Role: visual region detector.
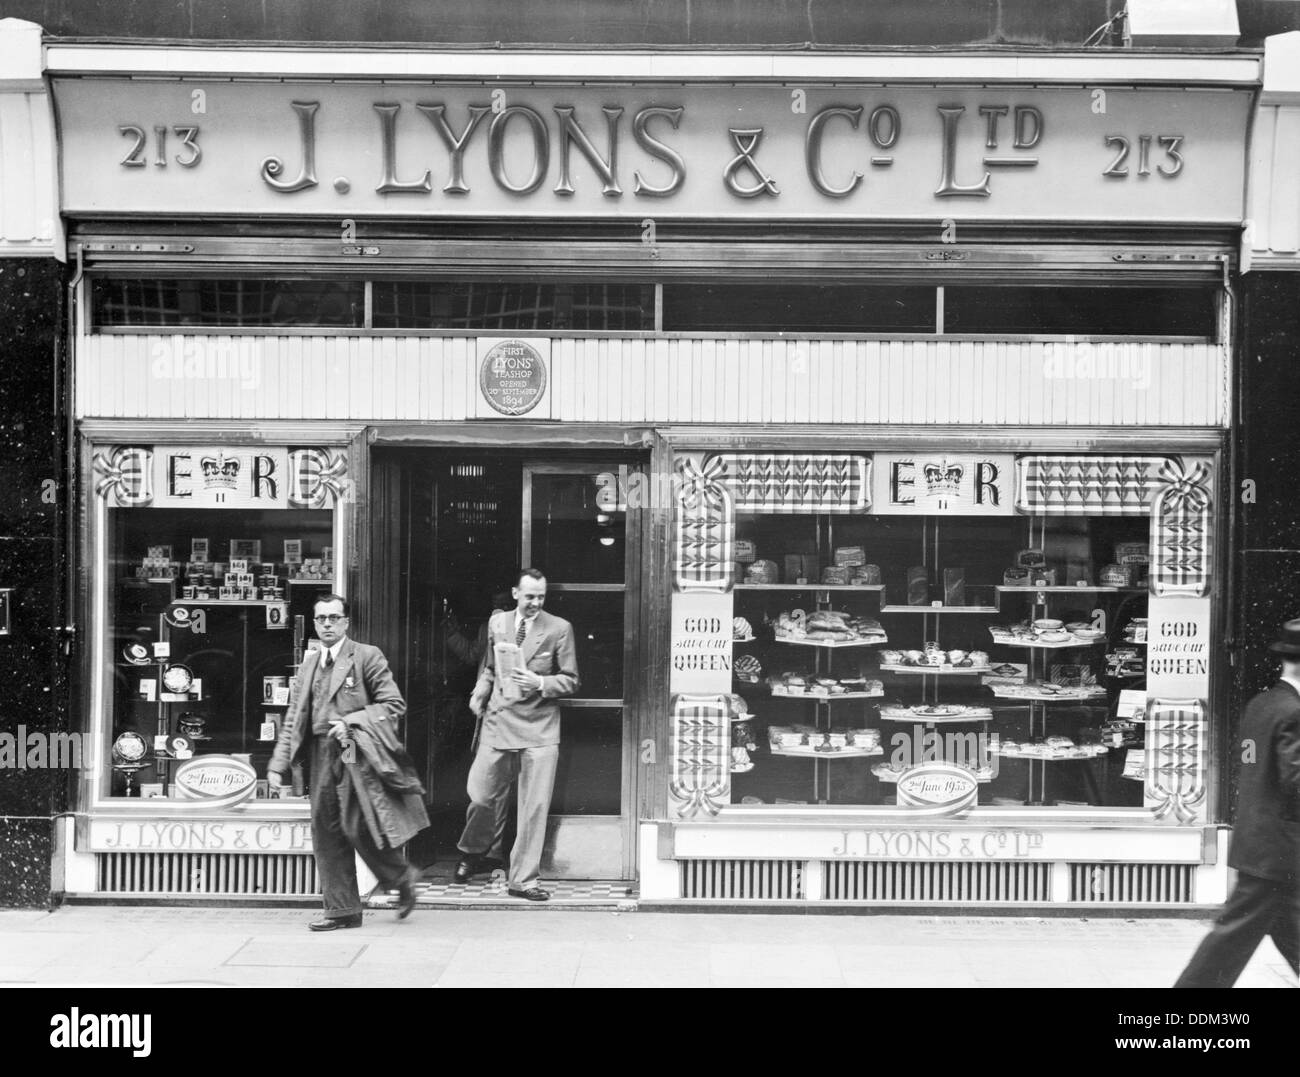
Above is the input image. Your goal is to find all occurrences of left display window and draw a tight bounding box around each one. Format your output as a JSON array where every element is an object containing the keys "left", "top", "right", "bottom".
[{"left": 93, "top": 444, "right": 345, "bottom": 800}]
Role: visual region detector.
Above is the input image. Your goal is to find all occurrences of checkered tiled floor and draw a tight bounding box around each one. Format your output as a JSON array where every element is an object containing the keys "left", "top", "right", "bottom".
[{"left": 367, "top": 863, "right": 638, "bottom": 909}]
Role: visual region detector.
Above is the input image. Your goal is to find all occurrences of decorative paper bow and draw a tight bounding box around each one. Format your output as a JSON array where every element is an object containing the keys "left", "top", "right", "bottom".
[
  {"left": 669, "top": 694, "right": 730, "bottom": 819},
  {"left": 675, "top": 456, "right": 728, "bottom": 513},
  {"left": 92, "top": 447, "right": 154, "bottom": 506},
  {"left": 1156, "top": 458, "right": 1212, "bottom": 513},
  {"left": 1146, "top": 698, "right": 1207, "bottom": 824},
  {"left": 289, "top": 448, "right": 349, "bottom": 508}
]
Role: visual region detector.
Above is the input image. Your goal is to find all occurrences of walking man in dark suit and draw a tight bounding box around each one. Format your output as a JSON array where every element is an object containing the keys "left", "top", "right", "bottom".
[
  {"left": 1174, "top": 618, "right": 1300, "bottom": 986},
  {"left": 454, "top": 569, "right": 580, "bottom": 901},
  {"left": 268, "top": 594, "right": 422, "bottom": 930}
]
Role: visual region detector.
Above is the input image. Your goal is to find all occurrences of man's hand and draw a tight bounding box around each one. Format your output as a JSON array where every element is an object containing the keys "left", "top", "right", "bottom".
[
  {"left": 328, "top": 718, "right": 348, "bottom": 742},
  {"left": 469, "top": 693, "right": 488, "bottom": 718},
  {"left": 511, "top": 668, "right": 544, "bottom": 693},
  {"left": 267, "top": 770, "right": 284, "bottom": 790}
]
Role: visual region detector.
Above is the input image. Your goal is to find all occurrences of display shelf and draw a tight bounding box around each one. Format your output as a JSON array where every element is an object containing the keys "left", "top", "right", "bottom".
[
  {"left": 770, "top": 689, "right": 884, "bottom": 700},
  {"left": 773, "top": 636, "right": 886, "bottom": 648},
  {"left": 169, "top": 599, "right": 286, "bottom": 608},
  {"left": 287, "top": 579, "right": 334, "bottom": 586},
  {"left": 879, "top": 705, "right": 993, "bottom": 723},
  {"left": 879, "top": 605, "right": 999, "bottom": 614},
  {"left": 986, "top": 685, "right": 1108, "bottom": 702},
  {"left": 771, "top": 746, "right": 884, "bottom": 759},
  {"left": 992, "top": 745, "right": 1109, "bottom": 761},
  {"left": 995, "top": 586, "right": 1121, "bottom": 594},
  {"left": 735, "top": 584, "right": 886, "bottom": 592},
  {"left": 988, "top": 632, "right": 1105, "bottom": 650},
  {"left": 880, "top": 663, "right": 989, "bottom": 676}
]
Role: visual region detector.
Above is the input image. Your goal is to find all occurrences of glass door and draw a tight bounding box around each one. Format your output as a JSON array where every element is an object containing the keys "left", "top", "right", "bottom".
[{"left": 523, "top": 462, "right": 639, "bottom": 880}]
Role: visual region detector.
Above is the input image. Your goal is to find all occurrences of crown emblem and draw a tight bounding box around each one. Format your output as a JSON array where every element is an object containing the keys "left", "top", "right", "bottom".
[
  {"left": 200, "top": 453, "right": 241, "bottom": 490},
  {"left": 923, "top": 460, "right": 964, "bottom": 498}
]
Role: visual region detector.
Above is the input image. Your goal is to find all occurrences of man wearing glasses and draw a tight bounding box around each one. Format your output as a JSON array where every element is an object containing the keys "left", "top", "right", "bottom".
[{"left": 269, "top": 594, "right": 423, "bottom": 930}]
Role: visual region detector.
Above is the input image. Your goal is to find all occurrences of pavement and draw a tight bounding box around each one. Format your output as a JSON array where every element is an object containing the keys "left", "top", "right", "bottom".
[{"left": 0, "top": 904, "right": 1295, "bottom": 989}]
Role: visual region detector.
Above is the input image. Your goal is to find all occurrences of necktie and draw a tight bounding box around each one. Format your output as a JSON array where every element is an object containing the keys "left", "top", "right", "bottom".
[
  {"left": 323, "top": 650, "right": 334, "bottom": 669},
  {"left": 516, "top": 618, "right": 528, "bottom": 647}
]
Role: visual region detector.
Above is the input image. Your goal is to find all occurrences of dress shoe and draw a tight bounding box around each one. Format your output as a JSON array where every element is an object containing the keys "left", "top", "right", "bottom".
[
  {"left": 507, "top": 886, "right": 551, "bottom": 902},
  {"left": 453, "top": 855, "right": 503, "bottom": 884},
  {"left": 308, "top": 915, "right": 362, "bottom": 932},
  {"left": 396, "top": 880, "right": 417, "bottom": 920}
]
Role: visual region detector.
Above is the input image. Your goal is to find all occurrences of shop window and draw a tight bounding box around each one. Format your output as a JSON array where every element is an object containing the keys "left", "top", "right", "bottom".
[
  {"left": 371, "top": 281, "right": 654, "bottom": 331},
  {"left": 106, "top": 504, "right": 335, "bottom": 799},
  {"left": 92, "top": 278, "right": 364, "bottom": 328},
  {"left": 662, "top": 283, "right": 936, "bottom": 333},
  {"left": 943, "top": 285, "right": 1217, "bottom": 337},
  {"left": 722, "top": 509, "right": 1158, "bottom": 812}
]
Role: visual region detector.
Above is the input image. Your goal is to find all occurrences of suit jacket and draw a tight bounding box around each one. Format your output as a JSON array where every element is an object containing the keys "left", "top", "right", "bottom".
[
  {"left": 1228, "top": 680, "right": 1300, "bottom": 881},
  {"left": 472, "top": 609, "right": 580, "bottom": 749},
  {"left": 269, "top": 638, "right": 407, "bottom": 777}
]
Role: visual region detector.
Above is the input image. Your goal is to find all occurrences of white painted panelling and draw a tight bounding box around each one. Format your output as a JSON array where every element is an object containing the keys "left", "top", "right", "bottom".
[
  {"left": 76, "top": 335, "right": 1228, "bottom": 427},
  {"left": 0, "top": 16, "right": 63, "bottom": 257}
]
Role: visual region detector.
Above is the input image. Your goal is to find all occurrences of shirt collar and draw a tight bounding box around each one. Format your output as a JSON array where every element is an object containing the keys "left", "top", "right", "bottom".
[{"left": 324, "top": 638, "right": 347, "bottom": 662}]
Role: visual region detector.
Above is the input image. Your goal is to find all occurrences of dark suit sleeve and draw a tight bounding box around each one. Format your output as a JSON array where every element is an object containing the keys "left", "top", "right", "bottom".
[
  {"left": 539, "top": 620, "right": 580, "bottom": 701},
  {"left": 1277, "top": 709, "right": 1300, "bottom": 795}
]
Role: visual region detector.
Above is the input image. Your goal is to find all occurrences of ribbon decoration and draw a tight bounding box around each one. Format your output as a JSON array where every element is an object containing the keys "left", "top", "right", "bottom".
[
  {"left": 1150, "top": 458, "right": 1213, "bottom": 598},
  {"left": 669, "top": 694, "right": 731, "bottom": 819},
  {"left": 1013, "top": 455, "right": 1167, "bottom": 516},
  {"left": 1145, "top": 697, "right": 1208, "bottom": 824},
  {"left": 92, "top": 446, "right": 154, "bottom": 506},
  {"left": 674, "top": 456, "right": 735, "bottom": 593},
  {"left": 711, "top": 453, "right": 871, "bottom": 514},
  {"left": 288, "top": 448, "right": 349, "bottom": 508}
]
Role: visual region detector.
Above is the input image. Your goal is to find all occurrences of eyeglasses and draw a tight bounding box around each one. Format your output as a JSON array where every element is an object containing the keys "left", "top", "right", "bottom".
[{"left": 314, "top": 614, "right": 347, "bottom": 624}]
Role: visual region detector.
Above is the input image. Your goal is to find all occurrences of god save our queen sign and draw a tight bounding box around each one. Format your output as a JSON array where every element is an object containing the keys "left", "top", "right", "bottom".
[{"left": 476, "top": 338, "right": 552, "bottom": 418}]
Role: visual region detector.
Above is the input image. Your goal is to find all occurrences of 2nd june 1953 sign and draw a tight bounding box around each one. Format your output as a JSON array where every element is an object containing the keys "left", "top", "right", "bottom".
[{"left": 476, "top": 338, "right": 552, "bottom": 418}]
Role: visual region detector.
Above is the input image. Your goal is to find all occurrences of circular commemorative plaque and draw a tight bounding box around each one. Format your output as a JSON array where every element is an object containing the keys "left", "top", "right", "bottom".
[{"left": 478, "top": 340, "right": 547, "bottom": 416}]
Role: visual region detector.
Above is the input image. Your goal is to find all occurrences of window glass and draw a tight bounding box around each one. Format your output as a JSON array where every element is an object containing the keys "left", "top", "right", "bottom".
[
  {"left": 92, "top": 278, "right": 364, "bottom": 328},
  {"left": 729, "top": 512, "right": 1152, "bottom": 810},
  {"left": 944, "top": 285, "right": 1216, "bottom": 336},
  {"left": 663, "top": 283, "right": 935, "bottom": 333},
  {"left": 371, "top": 281, "right": 654, "bottom": 330},
  {"left": 107, "top": 507, "right": 334, "bottom": 799}
]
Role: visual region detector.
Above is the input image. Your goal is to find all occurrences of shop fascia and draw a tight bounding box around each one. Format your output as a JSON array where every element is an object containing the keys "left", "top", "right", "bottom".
[{"left": 54, "top": 79, "right": 1248, "bottom": 221}]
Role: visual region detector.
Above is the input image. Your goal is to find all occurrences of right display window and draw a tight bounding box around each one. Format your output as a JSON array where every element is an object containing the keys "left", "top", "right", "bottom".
[
  {"left": 729, "top": 512, "right": 1150, "bottom": 810},
  {"left": 670, "top": 450, "right": 1215, "bottom": 821}
]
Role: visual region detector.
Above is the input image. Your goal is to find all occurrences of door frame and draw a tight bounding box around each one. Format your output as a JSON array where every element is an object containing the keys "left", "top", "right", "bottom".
[
  {"left": 522, "top": 459, "right": 644, "bottom": 881},
  {"left": 357, "top": 425, "right": 652, "bottom": 880}
]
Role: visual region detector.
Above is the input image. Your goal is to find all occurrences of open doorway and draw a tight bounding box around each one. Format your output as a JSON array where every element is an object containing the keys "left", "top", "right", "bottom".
[{"left": 367, "top": 448, "right": 644, "bottom": 881}]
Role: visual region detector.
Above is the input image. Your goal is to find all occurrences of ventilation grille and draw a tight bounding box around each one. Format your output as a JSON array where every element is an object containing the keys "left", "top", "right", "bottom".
[
  {"left": 680, "top": 859, "right": 803, "bottom": 900},
  {"left": 97, "top": 852, "right": 319, "bottom": 896},
  {"left": 1069, "top": 862, "right": 1195, "bottom": 904},
  {"left": 825, "top": 860, "right": 1053, "bottom": 903}
]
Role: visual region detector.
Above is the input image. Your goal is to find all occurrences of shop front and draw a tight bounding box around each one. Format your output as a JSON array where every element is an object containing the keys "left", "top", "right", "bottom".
[{"left": 50, "top": 43, "right": 1249, "bottom": 906}]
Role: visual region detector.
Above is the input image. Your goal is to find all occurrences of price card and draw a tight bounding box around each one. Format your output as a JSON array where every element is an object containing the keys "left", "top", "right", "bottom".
[
  {"left": 1123, "top": 749, "right": 1146, "bottom": 780},
  {"left": 152, "top": 641, "right": 171, "bottom": 659},
  {"left": 138, "top": 678, "right": 157, "bottom": 702},
  {"left": 259, "top": 721, "right": 277, "bottom": 741},
  {"left": 153, "top": 734, "right": 169, "bottom": 751}
]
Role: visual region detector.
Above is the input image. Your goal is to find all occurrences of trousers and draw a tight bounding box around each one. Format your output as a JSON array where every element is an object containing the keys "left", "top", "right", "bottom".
[
  {"left": 1174, "top": 871, "right": 1300, "bottom": 987},
  {"left": 457, "top": 742, "right": 559, "bottom": 891},
  {"left": 310, "top": 733, "right": 417, "bottom": 919}
]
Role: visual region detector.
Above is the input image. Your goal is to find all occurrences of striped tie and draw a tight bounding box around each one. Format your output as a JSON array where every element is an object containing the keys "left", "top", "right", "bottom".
[{"left": 515, "top": 619, "right": 528, "bottom": 647}]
